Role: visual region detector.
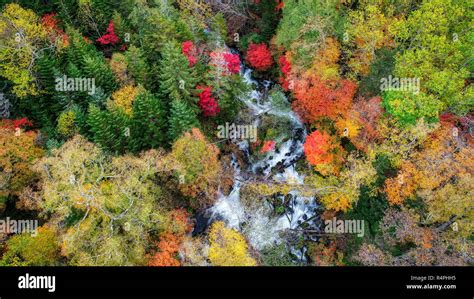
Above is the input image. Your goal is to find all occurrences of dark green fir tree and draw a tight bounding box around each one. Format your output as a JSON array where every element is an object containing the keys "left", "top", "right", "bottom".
[
  {"left": 157, "top": 40, "right": 198, "bottom": 110},
  {"left": 167, "top": 99, "right": 199, "bottom": 142},
  {"left": 87, "top": 104, "right": 130, "bottom": 154},
  {"left": 130, "top": 90, "right": 167, "bottom": 152}
]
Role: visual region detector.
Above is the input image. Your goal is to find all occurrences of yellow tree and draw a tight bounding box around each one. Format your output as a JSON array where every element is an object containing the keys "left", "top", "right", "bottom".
[
  {"left": 384, "top": 161, "right": 421, "bottom": 205},
  {"left": 0, "top": 4, "right": 51, "bottom": 97},
  {"left": 305, "top": 37, "right": 341, "bottom": 82},
  {"left": 0, "top": 226, "right": 60, "bottom": 266},
  {"left": 110, "top": 85, "right": 143, "bottom": 116},
  {"left": 176, "top": 0, "right": 213, "bottom": 29},
  {"left": 34, "top": 136, "right": 172, "bottom": 265},
  {"left": 318, "top": 153, "right": 377, "bottom": 212},
  {"left": 374, "top": 118, "right": 438, "bottom": 167},
  {"left": 384, "top": 126, "right": 473, "bottom": 253},
  {"left": 160, "top": 128, "right": 222, "bottom": 208},
  {"left": 0, "top": 126, "right": 44, "bottom": 201},
  {"left": 344, "top": 4, "right": 395, "bottom": 77},
  {"left": 208, "top": 221, "right": 257, "bottom": 266}
]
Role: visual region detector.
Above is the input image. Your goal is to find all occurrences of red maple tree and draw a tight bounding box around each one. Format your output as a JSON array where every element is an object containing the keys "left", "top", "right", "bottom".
[
  {"left": 292, "top": 75, "right": 357, "bottom": 123},
  {"left": 147, "top": 209, "right": 193, "bottom": 267},
  {"left": 304, "top": 131, "right": 334, "bottom": 166},
  {"left": 42, "top": 13, "right": 69, "bottom": 47},
  {"left": 182, "top": 41, "right": 197, "bottom": 67},
  {"left": 96, "top": 20, "right": 119, "bottom": 45},
  {"left": 223, "top": 53, "right": 241, "bottom": 74},
  {"left": 147, "top": 233, "right": 181, "bottom": 266},
  {"left": 278, "top": 54, "right": 291, "bottom": 90},
  {"left": 246, "top": 43, "right": 273, "bottom": 71},
  {"left": 197, "top": 86, "right": 220, "bottom": 117},
  {"left": 1, "top": 118, "right": 33, "bottom": 129}
]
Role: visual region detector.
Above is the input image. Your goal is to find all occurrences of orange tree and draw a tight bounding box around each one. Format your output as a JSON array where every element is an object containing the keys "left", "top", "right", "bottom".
[{"left": 0, "top": 123, "right": 43, "bottom": 203}]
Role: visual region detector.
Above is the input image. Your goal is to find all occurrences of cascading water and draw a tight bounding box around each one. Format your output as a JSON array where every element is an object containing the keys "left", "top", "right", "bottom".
[{"left": 204, "top": 62, "right": 321, "bottom": 263}]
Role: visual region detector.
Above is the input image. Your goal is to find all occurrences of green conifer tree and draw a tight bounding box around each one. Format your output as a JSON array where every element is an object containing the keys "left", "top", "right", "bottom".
[
  {"left": 82, "top": 55, "right": 117, "bottom": 95},
  {"left": 87, "top": 104, "right": 130, "bottom": 154},
  {"left": 167, "top": 99, "right": 199, "bottom": 142},
  {"left": 28, "top": 53, "right": 63, "bottom": 129},
  {"left": 125, "top": 46, "right": 149, "bottom": 87},
  {"left": 130, "top": 90, "right": 167, "bottom": 152},
  {"left": 158, "top": 40, "right": 198, "bottom": 109},
  {"left": 64, "top": 27, "right": 97, "bottom": 70}
]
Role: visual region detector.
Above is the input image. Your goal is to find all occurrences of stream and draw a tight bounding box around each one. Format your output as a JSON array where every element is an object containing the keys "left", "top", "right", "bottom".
[{"left": 198, "top": 62, "right": 321, "bottom": 264}]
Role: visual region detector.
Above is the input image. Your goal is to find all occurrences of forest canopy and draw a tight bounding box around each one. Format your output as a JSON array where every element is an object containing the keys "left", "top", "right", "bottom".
[{"left": 0, "top": 0, "right": 472, "bottom": 267}]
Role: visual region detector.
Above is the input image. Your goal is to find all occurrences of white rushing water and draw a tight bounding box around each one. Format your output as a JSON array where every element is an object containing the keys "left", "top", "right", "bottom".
[{"left": 208, "top": 65, "right": 320, "bottom": 260}]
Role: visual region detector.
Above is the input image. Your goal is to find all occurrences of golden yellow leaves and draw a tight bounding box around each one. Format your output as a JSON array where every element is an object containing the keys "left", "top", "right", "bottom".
[
  {"left": 208, "top": 221, "right": 256, "bottom": 266},
  {"left": 335, "top": 114, "right": 362, "bottom": 139},
  {"left": 345, "top": 4, "right": 396, "bottom": 76},
  {"left": 176, "top": 0, "right": 212, "bottom": 29},
  {"left": 306, "top": 37, "right": 341, "bottom": 82},
  {"left": 321, "top": 191, "right": 353, "bottom": 213},
  {"left": 166, "top": 128, "right": 222, "bottom": 208},
  {"left": 0, "top": 4, "right": 49, "bottom": 97},
  {"left": 384, "top": 162, "right": 420, "bottom": 205},
  {"left": 56, "top": 110, "right": 78, "bottom": 138},
  {"left": 110, "top": 85, "right": 143, "bottom": 116}
]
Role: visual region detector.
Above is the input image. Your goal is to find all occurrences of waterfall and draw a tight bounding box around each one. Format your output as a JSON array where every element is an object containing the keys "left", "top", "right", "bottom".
[{"left": 206, "top": 63, "right": 321, "bottom": 263}]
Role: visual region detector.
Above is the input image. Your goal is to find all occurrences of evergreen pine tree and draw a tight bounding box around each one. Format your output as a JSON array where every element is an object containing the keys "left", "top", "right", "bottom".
[
  {"left": 87, "top": 104, "right": 130, "bottom": 154},
  {"left": 62, "top": 62, "right": 90, "bottom": 109},
  {"left": 36, "top": 53, "right": 60, "bottom": 94},
  {"left": 213, "top": 75, "right": 247, "bottom": 123},
  {"left": 64, "top": 27, "right": 97, "bottom": 70},
  {"left": 31, "top": 53, "right": 63, "bottom": 128},
  {"left": 158, "top": 40, "right": 198, "bottom": 109},
  {"left": 130, "top": 90, "right": 167, "bottom": 152},
  {"left": 168, "top": 99, "right": 199, "bottom": 142},
  {"left": 91, "top": 0, "right": 116, "bottom": 30},
  {"left": 55, "top": 0, "right": 79, "bottom": 25},
  {"left": 65, "top": 62, "right": 83, "bottom": 79},
  {"left": 63, "top": 27, "right": 117, "bottom": 95},
  {"left": 125, "top": 46, "right": 149, "bottom": 88},
  {"left": 82, "top": 55, "right": 117, "bottom": 95}
]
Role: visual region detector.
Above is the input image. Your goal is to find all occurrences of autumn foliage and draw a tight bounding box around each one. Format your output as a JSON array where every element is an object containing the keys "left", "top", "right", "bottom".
[
  {"left": 0, "top": 126, "right": 44, "bottom": 199},
  {"left": 148, "top": 209, "right": 193, "bottom": 266},
  {"left": 96, "top": 20, "right": 119, "bottom": 46},
  {"left": 148, "top": 233, "right": 181, "bottom": 266},
  {"left": 165, "top": 128, "right": 222, "bottom": 208},
  {"left": 182, "top": 41, "right": 197, "bottom": 67},
  {"left": 384, "top": 125, "right": 473, "bottom": 232},
  {"left": 348, "top": 96, "right": 384, "bottom": 151},
  {"left": 278, "top": 54, "right": 292, "bottom": 90},
  {"left": 197, "top": 85, "right": 220, "bottom": 117},
  {"left": 42, "top": 13, "right": 68, "bottom": 48},
  {"left": 110, "top": 85, "right": 143, "bottom": 115},
  {"left": 208, "top": 221, "right": 256, "bottom": 266},
  {"left": 209, "top": 51, "right": 241, "bottom": 75},
  {"left": 260, "top": 140, "right": 276, "bottom": 153},
  {"left": 246, "top": 43, "right": 273, "bottom": 71},
  {"left": 303, "top": 130, "right": 344, "bottom": 176},
  {"left": 308, "top": 37, "right": 341, "bottom": 82},
  {"left": 223, "top": 53, "right": 241, "bottom": 74},
  {"left": 0, "top": 0, "right": 471, "bottom": 268},
  {"left": 291, "top": 75, "right": 357, "bottom": 123},
  {"left": 0, "top": 118, "right": 33, "bottom": 129}
]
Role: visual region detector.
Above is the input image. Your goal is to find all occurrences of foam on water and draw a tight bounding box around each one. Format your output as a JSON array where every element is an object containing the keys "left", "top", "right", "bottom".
[{"left": 209, "top": 64, "right": 319, "bottom": 257}]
